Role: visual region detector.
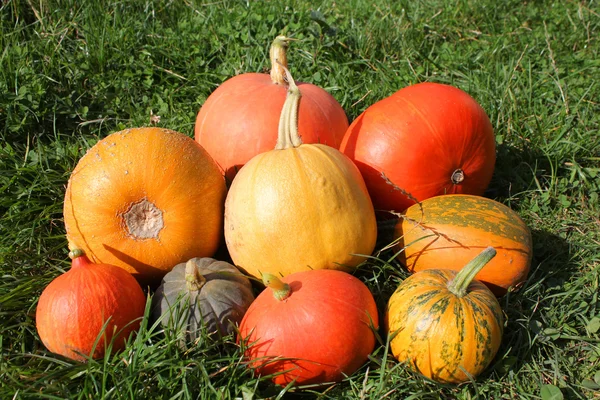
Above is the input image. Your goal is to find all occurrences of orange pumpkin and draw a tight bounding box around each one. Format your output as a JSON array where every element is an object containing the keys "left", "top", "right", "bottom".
[
  {"left": 63, "top": 127, "right": 227, "bottom": 283},
  {"left": 394, "top": 194, "right": 532, "bottom": 295},
  {"left": 36, "top": 249, "right": 146, "bottom": 361},
  {"left": 195, "top": 36, "right": 348, "bottom": 181}
]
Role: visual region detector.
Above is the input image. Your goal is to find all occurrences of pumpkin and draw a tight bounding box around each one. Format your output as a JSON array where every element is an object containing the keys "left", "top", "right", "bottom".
[
  {"left": 63, "top": 127, "right": 227, "bottom": 284},
  {"left": 195, "top": 35, "right": 348, "bottom": 181},
  {"left": 385, "top": 247, "right": 503, "bottom": 384},
  {"left": 36, "top": 248, "right": 146, "bottom": 361},
  {"left": 151, "top": 257, "right": 255, "bottom": 343},
  {"left": 239, "top": 270, "right": 378, "bottom": 386},
  {"left": 395, "top": 194, "right": 532, "bottom": 295},
  {"left": 340, "top": 82, "right": 496, "bottom": 212},
  {"left": 224, "top": 67, "right": 377, "bottom": 279}
]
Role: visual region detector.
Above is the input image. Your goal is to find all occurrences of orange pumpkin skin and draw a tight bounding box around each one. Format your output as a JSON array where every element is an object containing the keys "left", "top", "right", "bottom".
[
  {"left": 239, "top": 270, "right": 378, "bottom": 387},
  {"left": 340, "top": 82, "right": 496, "bottom": 212},
  {"left": 195, "top": 38, "right": 348, "bottom": 181},
  {"left": 395, "top": 194, "right": 533, "bottom": 295},
  {"left": 36, "top": 252, "right": 146, "bottom": 361},
  {"left": 63, "top": 127, "right": 227, "bottom": 283}
]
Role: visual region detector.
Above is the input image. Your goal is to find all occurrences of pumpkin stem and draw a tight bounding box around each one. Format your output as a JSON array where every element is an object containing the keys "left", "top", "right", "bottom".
[
  {"left": 451, "top": 169, "right": 465, "bottom": 184},
  {"left": 68, "top": 247, "right": 92, "bottom": 269},
  {"left": 447, "top": 247, "right": 496, "bottom": 297},
  {"left": 269, "top": 36, "right": 290, "bottom": 85},
  {"left": 262, "top": 272, "right": 291, "bottom": 301},
  {"left": 275, "top": 64, "right": 303, "bottom": 150},
  {"left": 185, "top": 259, "right": 207, "bottom": 291}
]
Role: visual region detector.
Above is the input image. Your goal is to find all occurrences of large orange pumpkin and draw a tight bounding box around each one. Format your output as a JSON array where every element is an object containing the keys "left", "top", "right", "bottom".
[
  {"left": 340, "top": 82, "right": 496, "bottom": 212},
  {"left": 224, "top": 68, "right": 377, "bottom": 279},
  {"left": 394, "top": 194, "right": 532, "bottom": 295},
  {"left": 239, "top": 270, "right": 378, "bottom": 387},
  {"left": 195, "top": 36, "right": 348, "bottom": 181},
  {"left": 63, "top": 127, "right": 227, "bottom": 283},
  {"left": 36, "top": 249, "right": 146, "bottom": 361}
]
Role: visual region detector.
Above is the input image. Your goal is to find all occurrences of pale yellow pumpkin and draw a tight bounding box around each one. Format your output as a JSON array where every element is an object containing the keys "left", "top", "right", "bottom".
[
  {"left": 224, "top": 68, "right": 377, "bottom": 279},
  {"left": 64, "top": 127, "right": 227, "bottom": 283}
]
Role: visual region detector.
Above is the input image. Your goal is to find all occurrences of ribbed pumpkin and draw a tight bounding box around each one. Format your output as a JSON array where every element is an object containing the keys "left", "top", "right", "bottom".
[
  {"left": 340, "top": 82, "right": 496, "bottom": 212},
  {"left": 36, "top": 249, "right": 146, "bottom": 361},
  {"left": 224, "top": 68, "right": 377, "bottom": 279},
  {"left": 151, "top": 257, "right": 255, "bottom": 343},
  {"left": 386, "top": 247, "right": 503, "bottom": 384},
  {"left": 239, "top": 270, "right": 378, "bottom": 387},
  {"left": 195, "top": 36, "right": 348, "bottom": 181},
  {"left": 395, "top": 194, "right": 532, "bottom": 295},
  {"left": 63, "top": 127, "right": 227, "bottom": 283}
]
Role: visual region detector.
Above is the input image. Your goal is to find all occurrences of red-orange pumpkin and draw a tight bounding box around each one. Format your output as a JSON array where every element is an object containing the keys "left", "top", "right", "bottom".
[
  {"left": 340, "top": 82, "right": 496, "bottom": 212},
  {"left": 238, "top": 270, "right": 378, "bottom": 387},
  {"left": 36, "top": 249, "right": 146, "bottom": 361},
  {"left": 195, "top": 36, "right": 348, "bottom": 181}
]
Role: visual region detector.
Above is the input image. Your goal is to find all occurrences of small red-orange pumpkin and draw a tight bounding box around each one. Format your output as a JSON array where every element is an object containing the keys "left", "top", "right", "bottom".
[
  {"left": 341, "top": 82, "right": 496, "bottom": 212},
  {"left": 36, "top": 249, "right": 146, "bottom": 361},
  {"left": 195, "top": 36, "right": 348, "bottom": 181},
  {"left": 239, "top": 270, "right": 378, "bottom": 387}
]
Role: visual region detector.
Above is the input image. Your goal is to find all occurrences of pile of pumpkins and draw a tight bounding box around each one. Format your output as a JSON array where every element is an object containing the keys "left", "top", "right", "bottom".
[{"left": 36, "top": 36, "right": 533, "bottom": 387}]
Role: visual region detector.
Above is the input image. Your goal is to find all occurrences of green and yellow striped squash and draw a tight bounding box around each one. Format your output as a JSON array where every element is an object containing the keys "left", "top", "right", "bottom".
[
  {"left": 386, "top": 247, "right": 503, "bottom": 384},
  {"left": 394, "top": 194, "right": 532, "bottom": 295}
]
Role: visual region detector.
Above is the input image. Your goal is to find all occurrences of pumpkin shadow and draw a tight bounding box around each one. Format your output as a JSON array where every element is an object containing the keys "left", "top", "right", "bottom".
[{"left": 102, "top": 244, "right": 164, "bottom": 291}]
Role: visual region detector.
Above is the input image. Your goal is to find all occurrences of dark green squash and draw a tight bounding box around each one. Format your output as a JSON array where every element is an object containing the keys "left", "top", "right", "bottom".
[{"left": 152, "top": 257, "right": 255, "bottom": 343}]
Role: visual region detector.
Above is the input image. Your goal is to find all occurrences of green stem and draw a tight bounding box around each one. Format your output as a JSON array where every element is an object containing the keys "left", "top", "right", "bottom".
[
  {"left": 447, "top": 247, "right": 496, "bottom": 297},
  {"left": 262, "top": 273, "right": 292, "bottom": 301},
  {"left": 274, "top": 64, "right": 303, "bottom": 150},
  {"left": 185, "top": 259, "right": 206, "bottom": 291},
  {"left": 269, "top": 36, "right": 290, "bottom": 85}
]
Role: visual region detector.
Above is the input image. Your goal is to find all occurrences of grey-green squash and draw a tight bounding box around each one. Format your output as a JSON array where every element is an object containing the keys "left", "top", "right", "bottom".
[{"left": 152, "top": 257, "right": 255, "bottom": 343}]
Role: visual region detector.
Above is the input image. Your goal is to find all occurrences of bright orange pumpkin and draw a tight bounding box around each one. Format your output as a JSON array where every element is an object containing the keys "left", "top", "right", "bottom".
[
  {"left": 239, "top": 270, "right": 378, "bottom": 387},
  {"left": 340, "top": 82, "right": 496, "bottom": 212},
  {"left": 36, "top": 249, "right": 146, "bottom": 361},
  {"left": 195, "top": 36, "right": 348, "bottom": 181},
  {"left": 224, "top": 68, "right": 377, "bottom": 279},
  {"left": 386, "top": 247, "right": 503, "bottom": 383},
  {"left": 63, "top": 127, "right": 227, "bottom": 283},
  {"left": 394, "top": 194, "right": 532, "bottom": 295}
]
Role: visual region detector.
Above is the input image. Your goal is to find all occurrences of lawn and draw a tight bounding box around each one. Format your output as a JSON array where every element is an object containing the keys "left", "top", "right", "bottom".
[{"left": 1, "top": 0, "right": 600, "bottom": 398}]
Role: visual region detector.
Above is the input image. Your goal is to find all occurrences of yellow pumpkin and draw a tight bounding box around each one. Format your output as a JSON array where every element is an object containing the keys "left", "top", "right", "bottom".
[
  {"left": 224, "top": 68, "right": 377, "bottom": 279},
  {"left": 64, "top": 127, "right": 227, "bottom": 283}
]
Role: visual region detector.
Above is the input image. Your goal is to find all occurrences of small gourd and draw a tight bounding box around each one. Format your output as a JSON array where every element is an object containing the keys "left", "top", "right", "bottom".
[{"left": 151, "top": 257, "right": 255, "bottom": 343}]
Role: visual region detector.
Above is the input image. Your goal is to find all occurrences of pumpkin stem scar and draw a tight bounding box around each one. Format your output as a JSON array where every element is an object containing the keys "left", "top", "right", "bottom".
[
  {"left": 185, "top": 259, "right": 206, "bottom": 291},
  {"left": 269, "top": 35, "right": 291, "bottom": 85},
  {"left": 121, "top": 198, "right": 164, "bottom": 240},
  {"left": 275, "top": 63, "right": 303, "bottom": 150},
  {"left": 447, "top": 247, "right": 496, "bottom": 297},
  {"left": 451, "top": 169, "right": 465, "bottom": 184},
  {"left": 262, "top": 273, "right": 291, "bottom": 301}
]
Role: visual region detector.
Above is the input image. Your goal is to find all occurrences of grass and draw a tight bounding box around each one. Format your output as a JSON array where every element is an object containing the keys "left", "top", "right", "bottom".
[{"left": 1, "top": 0, "right": 599, "bottom": 398}]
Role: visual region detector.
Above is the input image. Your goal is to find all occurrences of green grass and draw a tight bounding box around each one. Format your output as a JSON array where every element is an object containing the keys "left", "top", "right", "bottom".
[{"left": 1, "top": 0, "right": 599, "bottom": 398}]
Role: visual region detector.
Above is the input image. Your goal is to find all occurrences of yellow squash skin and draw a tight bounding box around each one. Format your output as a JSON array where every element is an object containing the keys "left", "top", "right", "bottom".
[
  {"left": 223, "top": 68, "right": 377, "bottom": 279},
  {"left": 386, "top": 254, "right": 503, "bottom": 383},
  {"left": 63, "top": 127, "right": 227, "bottom": 283},
  {"left": 225, "top": 143, "right": 377, "bottom": 279},
  {"left": 395, "top": 194, "right": 532, "bottom": 295}
]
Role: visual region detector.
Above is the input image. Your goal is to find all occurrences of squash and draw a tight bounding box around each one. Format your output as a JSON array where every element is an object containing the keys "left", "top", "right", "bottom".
[
  {"left": 36, "top": 248, "right": 146, "bottom": 361},
  {"left": 224, "top": 67, "right": 377, "bottom": 279},
  {"left": 239, "top": 270, "right": 378, "bottom": 387},
  {"left": 195, "top": 36, "right": 348, "bottom": 181},
  {"left": 385, "top": 247, "right": 503, "bottom": 383},
  {"left": 63, "top": 127, "right": 227, "bottom": 284},
  {"left": 340, "top": 82, "right": 496, "bottom": 212},
  {"left": 151, "top": 257, "right": 255, "bottom": 343},
  {"left": 395, "top": 194, "right": 532, "bottom": 295}
]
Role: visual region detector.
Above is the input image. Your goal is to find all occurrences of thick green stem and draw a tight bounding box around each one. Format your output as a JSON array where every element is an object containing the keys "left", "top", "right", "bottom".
[
  {"left": 262, "top": 273, "right": 292, "bottom": 301},
  {"left": 275, "top": 64, "right": 303, "bottom": 150},
  {"left": 447, "top": 247, "right": 496, "bottom": 297},
  {"left": 269, "top": 36, "right": 290, "bottom": 85},
  {"left": 185, "top": 259, "right": 206, "bottom": 291},
  {"left": 68, "top": 248, "right": 85, "bottom": 260}
]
